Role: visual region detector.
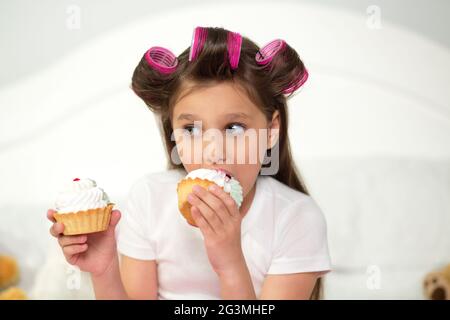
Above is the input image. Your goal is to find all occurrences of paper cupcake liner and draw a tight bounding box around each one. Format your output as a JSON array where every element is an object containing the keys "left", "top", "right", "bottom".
[
  {"left": 177, "top": 178, "right": 217, "bottom": 227},
  {"left": 54, "top": 203, "right": 115, "bottom": 235},
  {"left": 0, "top": 287, "right": 27, "bottom": 300}
]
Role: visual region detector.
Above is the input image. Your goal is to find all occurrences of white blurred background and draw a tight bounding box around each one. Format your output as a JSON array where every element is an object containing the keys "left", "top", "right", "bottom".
[{"left": 0, "top": 0, "right": 449, "bottom": 299}]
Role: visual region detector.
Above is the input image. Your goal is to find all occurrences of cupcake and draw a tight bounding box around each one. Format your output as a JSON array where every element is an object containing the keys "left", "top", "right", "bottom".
[
  {"left": 53, "top": 178, "right": 114, "bottom": 235},
  {"left": 177, "top": 168, "right": 243, "bottom": 227}
]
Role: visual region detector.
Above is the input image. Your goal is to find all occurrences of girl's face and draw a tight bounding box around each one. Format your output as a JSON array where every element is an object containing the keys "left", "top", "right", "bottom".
[{"left": 171, "top": 81, "right": 280, "bottom": 199}]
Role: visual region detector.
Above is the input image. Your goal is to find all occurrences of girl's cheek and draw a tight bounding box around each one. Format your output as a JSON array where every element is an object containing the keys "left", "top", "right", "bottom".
[
  {"left": 176, "top": 139, "right": 205, "bottom": 165},
  {"left": 234, "top": 166, "right": 261, "bottom": 198},
  {"left": 229, "top": 135, "right": 267, "bottom": 166},
  {"left": 177, "top": 142, "right": 193, "bottom": 164}
]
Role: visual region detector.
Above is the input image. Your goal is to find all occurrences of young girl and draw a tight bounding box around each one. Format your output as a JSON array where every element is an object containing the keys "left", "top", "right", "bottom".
[{"left": 47, "top": 26, "right": 331, "bottom": 300}]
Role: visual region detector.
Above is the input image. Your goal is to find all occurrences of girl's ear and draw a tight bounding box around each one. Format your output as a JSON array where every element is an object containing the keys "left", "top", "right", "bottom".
[{"left": 267, "top": 110, "right": 280, "bottom": 149}]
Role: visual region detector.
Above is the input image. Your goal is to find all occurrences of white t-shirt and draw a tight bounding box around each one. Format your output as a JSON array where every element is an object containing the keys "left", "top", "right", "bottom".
[{"left": 116, "top": 169, "right": 332, "bottom": 300}]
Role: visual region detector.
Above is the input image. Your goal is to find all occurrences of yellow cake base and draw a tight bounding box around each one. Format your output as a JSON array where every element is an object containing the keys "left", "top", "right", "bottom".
[
  {"left": 0, "top": 255, "right": 19, "bottom": 290},
  {"left": 177, "top": 178, "right": 217, "bottom": 227},
  {"left": 54, "top": 203, "right": 115, "bottom": 235}
]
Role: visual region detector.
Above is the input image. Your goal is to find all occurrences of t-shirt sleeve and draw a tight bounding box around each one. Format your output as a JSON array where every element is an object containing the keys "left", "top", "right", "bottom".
[
  {"left": 116, "top": 178, "right": 156, "bottom": 261},
  {"left": 267, "top": 197, "right": 332, "bottom": 276}
]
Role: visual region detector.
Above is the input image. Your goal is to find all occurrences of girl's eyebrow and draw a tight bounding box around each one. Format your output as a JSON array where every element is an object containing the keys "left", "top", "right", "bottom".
[
  {"left": 224, "top": 112, "right": 250, "bottom": 121},
  {"left": 176, "top": 113, "right": 197, "bottom": 121},
  {"left": 176, "top": 112, "right": 250, "bottom": 121}
]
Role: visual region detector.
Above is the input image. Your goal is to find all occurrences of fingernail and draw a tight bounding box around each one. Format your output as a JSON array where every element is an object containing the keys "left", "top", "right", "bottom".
[
  {"left": 192, "top": 185, "right": 202, "bottom": 193},
  {"left": 208, "top": 185, "right": 216, "bottom": 192},
  {"left": 187, "top": 194, "right": 195, "bottom": 202}
]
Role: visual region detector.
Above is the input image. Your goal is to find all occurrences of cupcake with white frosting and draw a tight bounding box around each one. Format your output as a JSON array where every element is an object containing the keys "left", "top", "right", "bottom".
[
  {"left": 53, "top": 178, "right": 115, "bottom": 235},
  {"left": 176, "top": 168, "right": 243, "bottom": 227}
]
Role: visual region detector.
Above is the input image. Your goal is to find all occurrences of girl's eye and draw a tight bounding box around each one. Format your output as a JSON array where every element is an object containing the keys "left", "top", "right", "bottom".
[
  {"left": 182, "top": 123, "right": 246, "bottom": 136},
  {"left": 183, "top": 125, "right": 201, "bottom": 136},
  {"left": 226, "top": 123, "right": 246, "bottom": 135}
]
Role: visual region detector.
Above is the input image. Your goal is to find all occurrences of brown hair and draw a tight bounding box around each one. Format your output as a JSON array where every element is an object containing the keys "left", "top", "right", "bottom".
[{"left": 131, "top": 26, "right": 323, "bottom": 299}]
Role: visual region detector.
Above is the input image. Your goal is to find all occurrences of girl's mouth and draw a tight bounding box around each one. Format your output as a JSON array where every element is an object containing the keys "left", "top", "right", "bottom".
[{"left": 215, "top": 168, "right": 233, "bottom": 179}]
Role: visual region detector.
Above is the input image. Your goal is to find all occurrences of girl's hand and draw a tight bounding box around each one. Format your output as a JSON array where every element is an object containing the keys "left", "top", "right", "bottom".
[
  {"left": 188, "top": 184, "right": 246, "bottom": 276},
  {"left": 47, "top": 209, "right": 121, "bottom": 277}
]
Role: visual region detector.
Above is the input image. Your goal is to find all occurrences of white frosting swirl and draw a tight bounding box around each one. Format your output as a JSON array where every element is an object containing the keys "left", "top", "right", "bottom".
[
  {"left": 185, "top": 169, "right": 243, "bottom": 207},
  {"left": 55, "top": 178, "right": 111, "bottom": 214}
]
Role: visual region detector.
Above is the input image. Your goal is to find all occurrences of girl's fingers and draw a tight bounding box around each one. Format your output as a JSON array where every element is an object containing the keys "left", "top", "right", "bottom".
[
  {"left": 49, "top": 222, "right": 65, "bottom": 238},
  {"left": 65, "top": 254, "right": 79, "bottom": 266},
  {"left": 47, "top": 209, "right": 57, "bottom": 222},
  {"left": 109, "top": 210, "right": 121, "bottom": 227},
  {"left": 58, "top": 235, "right": 87, "bottom": 248},
  {"left": 63, "top": 244, "right": 88, "bottom": 256},
  {"left": 191, "top": 206, "right": 214, "bottom": 236},
  {"left": 207, "top": 184, "right": 240, "bottom": 218},
  {"left": 192, "top": 185, "right": 232, "bottom": 224},
  {"left": 188, "top": 193, "right": 222, "bottom": 233}
]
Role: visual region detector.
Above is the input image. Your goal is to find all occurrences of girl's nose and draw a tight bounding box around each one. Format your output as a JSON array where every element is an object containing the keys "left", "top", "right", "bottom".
[
  {"left": 203, "top": 145, "right": 225, "bottom": 165},
  {"left": 202, "top": 134, "right": 226, "bottom": 165}
]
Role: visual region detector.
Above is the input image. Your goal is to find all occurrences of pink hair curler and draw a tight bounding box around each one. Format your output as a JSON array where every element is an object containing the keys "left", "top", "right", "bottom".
[
  {"left": 255, "top": 39, "right": 286, "bottom": 65},
  {"left": 282, "top": 68, "right": 309, "bottom": 94},
  {"left": 189, "top": 26, "right": 208, "bottom": 62},
  {"left": 227, "top": 31, "right": 242, "bottom": 70},
  {"left": 145, "top": 46, "right": 178, "bottom": 74},
  {"left": 256, "top": 39, "right": 308, "bottom": 93}
]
